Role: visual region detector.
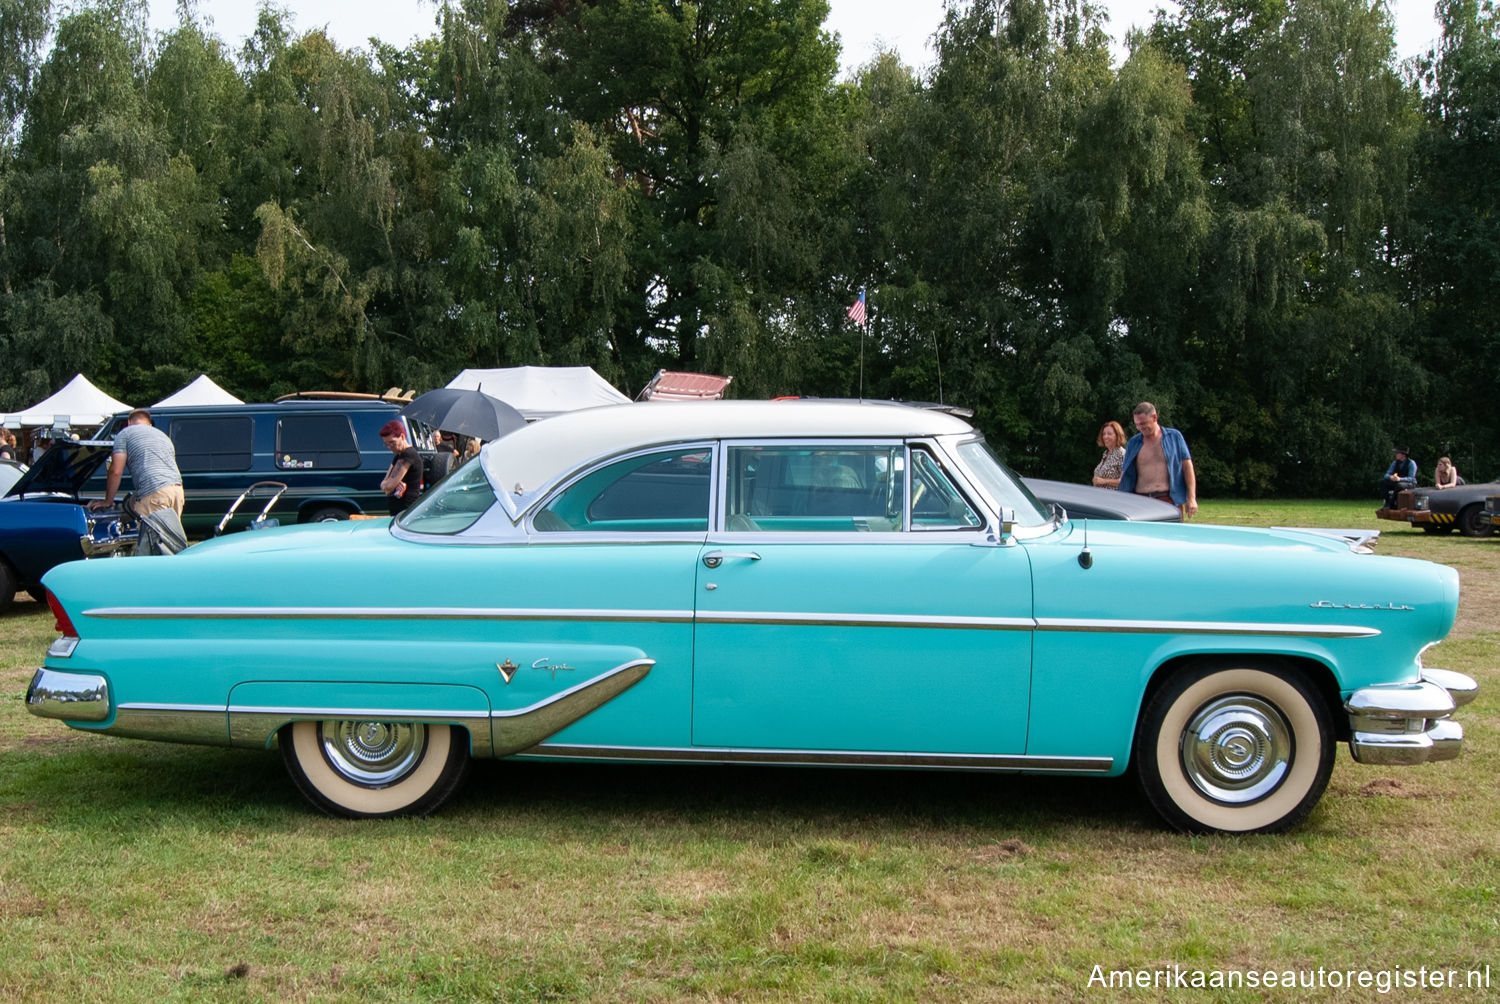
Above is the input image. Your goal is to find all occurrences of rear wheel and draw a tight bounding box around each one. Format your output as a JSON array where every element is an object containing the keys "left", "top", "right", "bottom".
[
  {"left": 304, "top": 506, "right": 350, "bottom": 524},
  {"left": 1136, "top": 662, "right": 1334, "bottom": 834},
  {"left": 1457, "top": 504, "right": 1493, "bottom": 538},
  {"left": 281, "top": 720, "right": 470, "bottom": 818}
]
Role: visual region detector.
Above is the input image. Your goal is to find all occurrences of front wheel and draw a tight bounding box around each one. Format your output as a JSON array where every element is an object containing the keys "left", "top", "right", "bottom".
[
  {"left": 1136, "top": 662, "right": 1334, "bottom": 834},
  {"left": 0, "top": 560, "right": 16, "bottom": 614},
  {"left": 281, "top": 720, "right": 470, "bottom": 818},
  {"left": 1457, "top": 504, "right": 1494, "bottom": 538}
]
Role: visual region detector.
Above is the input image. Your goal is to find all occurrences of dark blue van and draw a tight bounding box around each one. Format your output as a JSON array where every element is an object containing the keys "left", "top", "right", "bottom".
[{"left": 91, "top": 400, "right": 407, "bottom": 537}]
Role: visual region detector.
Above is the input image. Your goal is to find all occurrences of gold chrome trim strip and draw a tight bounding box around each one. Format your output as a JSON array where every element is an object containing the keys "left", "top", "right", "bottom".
[
  {"left": 1035, "top": 617, "right": 1378, "bottom": 639},
  {"left": 83, "top": 606, "right": 694, "bottom": 623},
  {"left": 519, "top": 743, "right": 1113, "bottom": 773},
  {"left": 80, "top": 607, "right": 1377, "bottom": 639},
  {"left": 695, "top": 611, "right": 1034, "bottom": 630}
]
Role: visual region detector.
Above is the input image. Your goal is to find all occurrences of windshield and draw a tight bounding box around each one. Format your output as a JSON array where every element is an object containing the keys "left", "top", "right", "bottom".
[
  {"left": 953, "top": 439, "right": 1051, "bottom": 526},
  {"left": 396, "top": 459, "right": 496, "bottom": 535}
]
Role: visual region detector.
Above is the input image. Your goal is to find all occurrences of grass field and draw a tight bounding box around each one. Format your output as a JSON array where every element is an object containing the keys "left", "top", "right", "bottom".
[{"left": 1, "top": 501, "right": 1496, "bottom": 1002}]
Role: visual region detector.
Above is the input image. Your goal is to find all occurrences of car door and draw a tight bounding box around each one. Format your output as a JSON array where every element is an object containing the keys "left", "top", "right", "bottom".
[
  {"left": 519, "top": 444, "right": 715, "bottom": 750},
  {"left": 691, "top": 441, "right": 1034, "bottom": 757}
]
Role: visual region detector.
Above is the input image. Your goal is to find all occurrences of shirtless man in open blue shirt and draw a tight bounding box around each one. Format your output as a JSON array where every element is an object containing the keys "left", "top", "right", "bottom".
[{"left": 1117, "top": 401, "right": 1198, "bottom": 520}]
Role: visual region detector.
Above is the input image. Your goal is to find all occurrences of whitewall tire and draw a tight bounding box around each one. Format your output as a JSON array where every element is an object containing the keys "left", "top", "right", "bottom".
[
  {"left": 1136, "top": 663, "right": 1334, "bottom": 834},
  {"left": 281, "top": 720, "right": 470, "bottom": 818}
]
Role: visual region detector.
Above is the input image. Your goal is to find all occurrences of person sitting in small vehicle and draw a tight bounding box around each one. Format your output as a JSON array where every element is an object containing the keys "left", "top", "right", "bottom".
[
  {"left": 1433, "top": 456, "right": 1461, "bottom": 489},
  {"left": 1380, "top": 446, "right": 1417, "bottom": 508}
]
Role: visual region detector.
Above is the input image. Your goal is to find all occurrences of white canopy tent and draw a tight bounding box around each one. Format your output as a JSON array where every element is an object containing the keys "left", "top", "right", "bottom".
[
  {"left": 152, "top": 374, "right": 243, "bottom": 409},
  {"left": 446, "top": 366, "right": 629, "bottom": 421},
  {"left": 2, "top": 374, "right": 130, "bottom": 428}
]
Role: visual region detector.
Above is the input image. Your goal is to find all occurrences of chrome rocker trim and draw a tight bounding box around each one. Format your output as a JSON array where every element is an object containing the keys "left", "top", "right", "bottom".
[
  {"left": 35, "top": 660, "right": 657, "bottom": 758},
  {"left": 230, "top": 659, "right": 655, "bottom": 756},
  {"left": 517, "top": 743, "right": 1114, "bottom": 773},
  {"left": 492, "top": 660, "right": 654, "bottom": 756},
  {"left": 1345, "top": 668, "right": 1477, "bottom": 765}
]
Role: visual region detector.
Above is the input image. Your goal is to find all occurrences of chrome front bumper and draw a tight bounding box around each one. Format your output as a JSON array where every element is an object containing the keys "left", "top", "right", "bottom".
[{"left": 1345, "top": 668, "right": 1477, "bottom": 765}]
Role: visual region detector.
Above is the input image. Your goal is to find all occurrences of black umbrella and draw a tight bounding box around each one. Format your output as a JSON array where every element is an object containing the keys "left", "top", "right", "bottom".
[{"left": 401, "top": 388, "right": 527, "bottom": 442}]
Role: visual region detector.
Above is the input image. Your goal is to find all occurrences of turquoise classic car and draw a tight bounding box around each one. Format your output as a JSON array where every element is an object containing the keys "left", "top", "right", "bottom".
[{"left": 27, "top": 402, "right": 1477, "bottom": 833}]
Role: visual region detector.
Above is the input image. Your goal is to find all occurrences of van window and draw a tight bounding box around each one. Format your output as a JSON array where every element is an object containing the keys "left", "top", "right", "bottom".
[
  {"left": 278, "top": 415, "right": 361, "bottom": 470},
  {"left": 172, "top": 417, "right": 253, "bottom": 473}
]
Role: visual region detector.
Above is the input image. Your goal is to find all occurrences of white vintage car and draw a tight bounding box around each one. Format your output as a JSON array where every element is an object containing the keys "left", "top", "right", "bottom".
[{"left": 28, "top": 401, "right": 1476, "bottom": 833}]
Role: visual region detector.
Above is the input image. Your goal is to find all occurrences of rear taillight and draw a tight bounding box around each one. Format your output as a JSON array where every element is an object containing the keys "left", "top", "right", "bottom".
[{"left": 46, "top": 591, "right": 79, "bottom": 638}]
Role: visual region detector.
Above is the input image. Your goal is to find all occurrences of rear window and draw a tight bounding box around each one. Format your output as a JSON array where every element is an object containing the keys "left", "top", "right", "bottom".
[
  {"left": 536, "top": 448, "right": 712, "bottom": 532},
  {"left": 277, "top": 415, "right": 361, "bottom": 470},
  {"left": 172, "top": 417, "right": 253, "bottom": 473}
]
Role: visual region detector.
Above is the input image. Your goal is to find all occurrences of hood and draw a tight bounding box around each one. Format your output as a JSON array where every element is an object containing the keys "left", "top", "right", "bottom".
[
  {"left": 1024, "top": 477, "right": 1182, "bottom": 522},
  {"left": 6, "top": 440, "right": 114, "bottom": 498},
  {"left": 1061, "top": 518, "right": 1364, "bottom": 554}
]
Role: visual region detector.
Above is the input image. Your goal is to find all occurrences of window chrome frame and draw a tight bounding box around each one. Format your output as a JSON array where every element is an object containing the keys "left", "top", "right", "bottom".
[
  {"left": 523, "top": 440, "right": 720, "bottom": 541},
  {"left": 395, "top": 430, "right": 1052, "bottom": 546}
]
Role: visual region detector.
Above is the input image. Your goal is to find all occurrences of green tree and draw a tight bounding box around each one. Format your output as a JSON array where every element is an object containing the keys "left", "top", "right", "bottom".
[
  {"left": 1408, "top": 0, "right": 1500, "bottom": 477},
  {"left": 1147, "top": 0, "right": 1419, "bottom": 494},
  {"left": 542, "top": 0, "right": 842, "bottom": 388}
]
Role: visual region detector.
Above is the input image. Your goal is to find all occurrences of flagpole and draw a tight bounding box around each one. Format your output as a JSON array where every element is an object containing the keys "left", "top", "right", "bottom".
[
  {"left": 933, "top": 328, "right": 943, "bottom": 406},
  {"left": 846, "top": 286, "right": 869, "bottom": 401}
]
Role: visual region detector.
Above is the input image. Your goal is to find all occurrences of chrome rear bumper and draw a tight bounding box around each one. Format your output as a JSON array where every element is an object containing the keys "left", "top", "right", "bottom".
[
  {"left": 26, "top": 667, "right": 110, "bottom": 722},
  {"left": 1346, "top": 668, "right": 1477, "bottom": 765}
]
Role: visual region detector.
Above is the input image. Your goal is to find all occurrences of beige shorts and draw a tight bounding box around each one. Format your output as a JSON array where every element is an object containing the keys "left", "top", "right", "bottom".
[{"left": 134, "top": 484, "right": 185, "bottom": 517}]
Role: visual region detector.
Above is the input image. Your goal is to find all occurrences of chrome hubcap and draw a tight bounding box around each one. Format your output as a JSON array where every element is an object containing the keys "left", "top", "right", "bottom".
[
  {"left": 1180, "top": 696, "right": 1291, "bottom": 803},
  {"left": 320, "top": 721, "right": 426, "bottom": 787}
]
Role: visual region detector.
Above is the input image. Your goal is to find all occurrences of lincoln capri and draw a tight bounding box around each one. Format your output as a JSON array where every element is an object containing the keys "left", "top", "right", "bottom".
[{"left": 28, "top": 402, "right": 1477, "bottom": 833}]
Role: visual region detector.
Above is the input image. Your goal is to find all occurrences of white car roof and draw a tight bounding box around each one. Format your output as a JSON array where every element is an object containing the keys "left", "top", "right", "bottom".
[{"left": 481, "top": 400, "right": 976, "bottom": 499}]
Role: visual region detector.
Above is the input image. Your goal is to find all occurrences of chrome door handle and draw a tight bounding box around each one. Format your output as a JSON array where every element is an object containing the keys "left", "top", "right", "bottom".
[{"left": 702, "top": 550, "right": 761, "bottom": 568}]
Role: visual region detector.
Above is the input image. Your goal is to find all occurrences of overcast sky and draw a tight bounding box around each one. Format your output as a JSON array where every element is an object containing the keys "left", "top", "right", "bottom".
[{"left": 148, "top": 1, "right": 1444, "bottom": 73}]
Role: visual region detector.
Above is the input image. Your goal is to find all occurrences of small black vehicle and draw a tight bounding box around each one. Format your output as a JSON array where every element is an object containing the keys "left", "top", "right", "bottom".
[{"left": 1377, "top": 480, "right": 1499, "bottom": 538}]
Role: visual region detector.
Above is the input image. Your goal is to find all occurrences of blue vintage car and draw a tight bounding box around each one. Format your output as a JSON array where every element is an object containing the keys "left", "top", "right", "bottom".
[
  {"left": 27, "top": 402, "right": 1477, "bottom": 833},
  {"left": 0, "top": 441, "right": 136, "bottom": 611}
]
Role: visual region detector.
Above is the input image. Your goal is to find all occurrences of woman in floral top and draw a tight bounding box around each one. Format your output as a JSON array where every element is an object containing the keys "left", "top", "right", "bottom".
[{"left": 1092, "top": 420, "right": 1126, "bottom": 489}]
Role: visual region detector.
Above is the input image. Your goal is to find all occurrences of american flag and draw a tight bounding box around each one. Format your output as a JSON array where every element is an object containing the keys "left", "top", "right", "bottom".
[{"left": 846, "top": 288, "right": 867, "bottom": 327}]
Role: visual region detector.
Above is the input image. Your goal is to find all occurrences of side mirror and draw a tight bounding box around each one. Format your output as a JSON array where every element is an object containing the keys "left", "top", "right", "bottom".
[{"left": 999, "top": 506, "right": 1015, "bottom": 537}]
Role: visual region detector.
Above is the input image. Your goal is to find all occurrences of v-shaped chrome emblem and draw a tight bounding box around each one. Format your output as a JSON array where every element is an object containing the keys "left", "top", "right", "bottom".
[{"left": 496, "top": 659, "right": 519, "bottom": 685}]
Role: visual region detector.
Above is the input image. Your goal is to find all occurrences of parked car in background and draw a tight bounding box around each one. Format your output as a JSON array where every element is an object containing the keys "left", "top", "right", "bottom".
[
  {"left": 1377, "top": 479, "right": 1498, "bottom": 538},
  {"left": 1485, "top": 493, "right": 1500, "bottom": 531},
  {"left": 0, "top": 458, "right": 27, "bottom": 496},
  {"left": 91, "top": 400, "right": 408, "bottom": 537},
  {"left": 0, "top": 441, "right": 135, "bottom": 612},
  {"left": 1022, "top": 477, "right": 1181, "bottom": 522},
  {"left": 31, "top": 401, "right": 1475, "bottom": 833}
]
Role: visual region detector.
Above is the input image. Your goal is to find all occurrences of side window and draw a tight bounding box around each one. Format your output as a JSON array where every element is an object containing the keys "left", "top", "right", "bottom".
[
  {"left": 398, "top": 457, "right": 496, "bottom": 535},
  {"left": 171, "top": 418, "right": 253, "bottom": 473},
  {"left": 910, "top": 449, "right": 983, "bottom": 530},
  {"left": 535, "top": 448, "right": 711, "bottom": 533},
  {"left": 725, "top": 445, "right": 902, "bottom": 532},
  {"left": 277, "top": 415, "right": 360, "bottom": 469}
]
